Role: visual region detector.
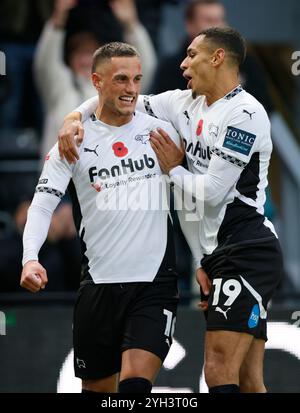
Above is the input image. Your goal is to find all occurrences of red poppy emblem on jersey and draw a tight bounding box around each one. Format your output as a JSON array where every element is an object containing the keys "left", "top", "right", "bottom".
[
  {"left": 112, "top": 142, "right": 128, "bottom": 158},
  {"left": 45, "top": 154, "right": 50, "bottom": 161},
  {"left": 91, "top": 183, "right": 102, "bottom": 193},
  {"left": 196, "top": 119, "right": 204, "bottom": 136}
]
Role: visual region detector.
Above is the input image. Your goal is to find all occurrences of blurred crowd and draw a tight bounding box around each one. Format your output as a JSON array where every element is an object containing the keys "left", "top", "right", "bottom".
[{"left": 0, "top": 0, "right": 278, "bottom": 294}]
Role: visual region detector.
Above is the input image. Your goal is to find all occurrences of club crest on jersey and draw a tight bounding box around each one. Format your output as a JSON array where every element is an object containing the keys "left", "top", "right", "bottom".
[
  {"left": 112, "top": 142, "right": 128, "bottom": 158},
  {"left": 223, "top": 126, "right": 256, "bottom": 156},
  {"left": 196, "top": 119, "right": 204, "bottom": 136},
  {"left": 135, "top": 133, "right": 150, "bottom": 145},
  {"left": 76, "top": 358, "right": 86, "bottom": 369},
  {"left": 208, "top": 123, "right": 219, "bottom": 138}
]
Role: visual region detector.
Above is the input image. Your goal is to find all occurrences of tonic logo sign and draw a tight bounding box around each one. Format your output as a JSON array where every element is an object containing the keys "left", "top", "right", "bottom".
[{"left": 223, "top": 126, "right": 256, "bottom": 156}]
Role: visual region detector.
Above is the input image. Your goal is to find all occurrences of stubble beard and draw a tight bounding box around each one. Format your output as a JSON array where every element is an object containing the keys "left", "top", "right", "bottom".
[{"left": 192, "top": 90, "right": 198, "bottom": 99}]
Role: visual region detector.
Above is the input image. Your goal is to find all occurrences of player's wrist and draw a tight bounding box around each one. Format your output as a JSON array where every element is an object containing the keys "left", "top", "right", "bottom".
[
  {"left": 169, "top": 165, "right": 185, "bottom": 176},
  {"left": 64, "top": 112, "right": 82, "bottom": 123},
  {"left": 23, "top": 259, "right": 39, "bottom": 267}
]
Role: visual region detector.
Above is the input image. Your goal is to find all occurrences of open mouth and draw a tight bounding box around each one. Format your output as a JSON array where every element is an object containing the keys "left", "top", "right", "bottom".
[
  {"left": 119, "top": 96, "right": 135, "bottom": 104},
  {"left": 183, "top": 73, "right": 192, "bottom": 89}
]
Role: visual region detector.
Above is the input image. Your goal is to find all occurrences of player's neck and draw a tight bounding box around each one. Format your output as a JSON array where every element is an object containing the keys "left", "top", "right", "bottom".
[
  {"left": 206, "top": 75, "right": 240, "bottom": 106},
  {"left": 95, "top": 106, "right": 133, "bottom": 127}
]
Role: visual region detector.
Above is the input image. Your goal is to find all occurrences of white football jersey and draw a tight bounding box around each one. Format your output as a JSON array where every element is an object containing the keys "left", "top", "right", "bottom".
[
  {"left": 138, "top": 86, "right": 277, "bottom": 262},
  {"left": 36, "top": 111, "right": 180, "bottom": 283}
]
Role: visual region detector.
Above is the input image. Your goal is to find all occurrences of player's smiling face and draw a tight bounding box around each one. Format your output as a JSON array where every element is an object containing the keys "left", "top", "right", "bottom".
[
  {"left": 94, "top": 56, "right": 142, "bottom": 118},
  {"left": 180, "top": 35, "right": 216, "bottom": 99}
]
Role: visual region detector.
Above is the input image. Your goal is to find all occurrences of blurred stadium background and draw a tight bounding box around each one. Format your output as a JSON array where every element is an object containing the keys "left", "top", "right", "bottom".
[{"left": 1, "top": 0, "right": 300, "bottom": 393}]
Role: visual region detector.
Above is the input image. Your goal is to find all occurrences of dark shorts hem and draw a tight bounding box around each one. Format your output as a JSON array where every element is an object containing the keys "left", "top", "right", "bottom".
[
  {"left": 74, "top": 366, "right": 120, "bottom": 381},
  {"left": 121, "top": 344, "right": 166, "bottom": 363},
  {"left": 206, "top": 325, "right": 267, "bottom": 341}
]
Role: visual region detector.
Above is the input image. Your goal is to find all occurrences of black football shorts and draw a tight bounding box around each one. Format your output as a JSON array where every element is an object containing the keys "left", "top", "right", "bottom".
[
  {"left": 73, "top": 279, "right": 179, "bottom": 380},
  {"left": 201, "top": 237, "right": 283, "bottom": 341}
]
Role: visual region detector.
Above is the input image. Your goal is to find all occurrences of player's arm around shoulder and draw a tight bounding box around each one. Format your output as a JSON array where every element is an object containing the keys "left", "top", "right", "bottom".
[
  {"left": 58, "top": 96, "right": 99, "bottom": 163},
  {"left": 58, "top": 117, "right": 84, "bottom": 164},
  {"left": 139, "top": 89, "right": 189, "bottom": 126}
]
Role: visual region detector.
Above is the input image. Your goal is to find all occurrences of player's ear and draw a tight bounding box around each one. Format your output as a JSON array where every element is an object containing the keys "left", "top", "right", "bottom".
[
  {"left": 92, "top": 73, "right": 103, "bottom": 91},
  {"left": 211, "top": 48, "right": 225, "bottom": 67}
]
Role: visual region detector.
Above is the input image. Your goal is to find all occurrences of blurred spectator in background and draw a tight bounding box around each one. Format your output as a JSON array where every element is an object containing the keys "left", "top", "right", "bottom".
[
  {"left": 34, "top": 0, "right": 99, "bottom": 159},
  {"left": 109, "top": 0, "right": 158, "bottom": 93},
  {"left": 151, "top": 0, "right": 274, "bottom": 113},
  {"left": 151, "top": 0, "right": 224, "bottom": 93},
  {"left": 0, "top": 198, "right": 81, "bottom": 292},
  {"left": 0, "top": 0, "right": 53, "bottom": 129},
  {"left": 65, "top": 0, "right": 169, "bottom": 54},
  {"left": 35, "top": 0, "right": 157, "bottom": 158}
]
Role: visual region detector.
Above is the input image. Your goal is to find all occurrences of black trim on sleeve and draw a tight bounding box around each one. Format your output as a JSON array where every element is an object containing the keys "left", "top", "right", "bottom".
[
  {"left": 143, "top": 96, "right": 158, "bottom": 118},
  {"left": 35, "top": 186, "right": 64, "bottom": 199},
  {"left": 211, "top": 147, "right": 247, "bottom": 169}
]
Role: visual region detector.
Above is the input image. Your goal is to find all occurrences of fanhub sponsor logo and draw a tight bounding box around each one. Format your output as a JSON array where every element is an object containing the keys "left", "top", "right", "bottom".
[
  {"left": 184, "top": 139, "right": 211, "bottom": 161},
  {"left": 89, "top": 154, "right": 155, "bottom": 182}
]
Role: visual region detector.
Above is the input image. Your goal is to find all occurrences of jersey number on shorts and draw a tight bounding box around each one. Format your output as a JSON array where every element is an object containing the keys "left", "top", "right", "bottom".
[{"left": 212, "top": 278, "right": 242, "bottom": 306}]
